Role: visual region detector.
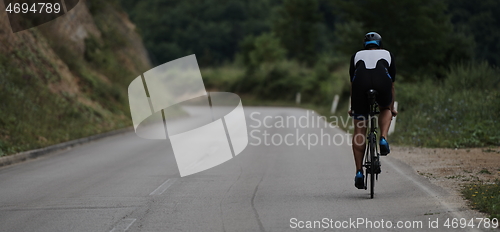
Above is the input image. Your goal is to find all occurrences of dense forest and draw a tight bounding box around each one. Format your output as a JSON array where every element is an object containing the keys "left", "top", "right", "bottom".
[{"left": 120, "top": 0, "right": 499, "bottom": 70}]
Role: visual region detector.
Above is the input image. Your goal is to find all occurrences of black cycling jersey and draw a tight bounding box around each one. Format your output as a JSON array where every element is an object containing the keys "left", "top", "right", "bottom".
[{"left": 349, "top": 49, "right": 396, "bottom": 120}]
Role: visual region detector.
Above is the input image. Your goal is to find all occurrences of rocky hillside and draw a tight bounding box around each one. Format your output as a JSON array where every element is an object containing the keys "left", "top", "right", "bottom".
[{"left": 0, "top": 0, "right": 151, "bottom": 156}]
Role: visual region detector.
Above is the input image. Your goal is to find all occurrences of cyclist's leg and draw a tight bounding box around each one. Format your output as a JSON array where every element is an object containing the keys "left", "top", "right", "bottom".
[
  {"left": 378, "top": 107, "right": 391, "bottom": 155},
  {"left": 378, "top": 107, "right": 391, "bottom": 139},
  {"left": 353, "top": 118, "right": 367, "bottom": 189},
  {"left": 351, "top": 70, "right": 369, "bottom": 170},
  {"left": 352, "top": 119, "right": 367, "bottom": 171},
  {"left": 374, "top": 75, "right": 393, "bottom": 155},
  {"left": 373, "top": 74, "right": 393, "bottom": 139}
]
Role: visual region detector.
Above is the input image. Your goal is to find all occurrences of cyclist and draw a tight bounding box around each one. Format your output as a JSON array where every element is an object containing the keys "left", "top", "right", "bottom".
[{"left": 348, "top": 32, "right": 397, "bottom": 189}]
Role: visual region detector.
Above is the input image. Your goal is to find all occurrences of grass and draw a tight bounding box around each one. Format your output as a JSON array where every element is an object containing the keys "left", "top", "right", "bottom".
[
  {"left": 483, "top": 148, "right": 499, "bottom": 153},
  {"left": 462, "top": 181, "right": 500, "bottom": 219},
  {"left": 391, "top": 62, "right": 500, "bottom": 148},
  {"left": 445, "top": 175, "right": 466, "bottom": 179},
  {"left": 0, "top": 2, "right": 147, "bottom": 157},
  {"left": 0, "top": 52, "right": 122, "bottom": 156},
  {"left": 478, "top": 168, "right": 492, "bottom": 175}
]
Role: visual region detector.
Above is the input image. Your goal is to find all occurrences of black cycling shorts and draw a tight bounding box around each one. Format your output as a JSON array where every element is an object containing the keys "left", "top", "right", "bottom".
[{"left": 351, "top": 67, "right": 392, "bottom": 120}]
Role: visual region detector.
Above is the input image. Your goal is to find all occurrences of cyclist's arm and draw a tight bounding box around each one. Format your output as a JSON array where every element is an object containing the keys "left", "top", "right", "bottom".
[
  {"left": 348, "top": 83, "right": 353, "bottom": 116},
  {"left": 390, "top": 82, "right": 395, "bottom": 109},
  {"left": 388, "top": 52, "right": 396, "bottom": 81},
  {"left": 349, "top": 54, "right": 355, "bottom": 81},
  {"left": 349, "top": 55, "right": 355, "bottom": 115},
  {"left": 389, "top": 52, "right": 397, "bottom": 116},
  {"left": 390, "top": 82, "right": 397, "bottom": 116}
]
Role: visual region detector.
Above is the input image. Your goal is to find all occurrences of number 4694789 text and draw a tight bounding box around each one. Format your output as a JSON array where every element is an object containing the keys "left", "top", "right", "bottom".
[{"left": 5, "top": 3, "right": 61, "bottom": 14}]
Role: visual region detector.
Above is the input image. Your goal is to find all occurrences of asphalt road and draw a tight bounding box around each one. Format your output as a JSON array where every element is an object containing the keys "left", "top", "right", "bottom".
[{"left": 0, "top": 107, "right": 488, "bottom": 232}]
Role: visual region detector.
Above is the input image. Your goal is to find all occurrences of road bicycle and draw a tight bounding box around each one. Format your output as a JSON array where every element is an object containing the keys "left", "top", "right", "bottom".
[{"left": 363, "top": 89, "right": 382, "bottom": 199}]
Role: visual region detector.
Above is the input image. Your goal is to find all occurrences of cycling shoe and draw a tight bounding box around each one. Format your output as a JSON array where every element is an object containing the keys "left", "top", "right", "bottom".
[
  {"left": 379, "top": 137, "right": 390, "bottom": 156},
  {"left": 354, "top": 171, "right": 365, "bottom": 189}
]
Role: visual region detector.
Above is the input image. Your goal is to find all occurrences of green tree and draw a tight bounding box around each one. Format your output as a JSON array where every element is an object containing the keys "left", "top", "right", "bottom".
[
  {"left": 272, "top": 0, "right": 322, "bottom": 65},
  {"left": 121, "top": 0, "right": 275, "bottom": 66},
  {"left": 334, "top": 0, "right": 472, "bottom": 78},
  {"left": 448, "top": 0, "right": 500, "bottom": 66},
  {"left": 251, "top": 34, "right": 286, "bottom": 65},
  {"left": 332, "top": 21, "right": 365, "bottom": 56}
]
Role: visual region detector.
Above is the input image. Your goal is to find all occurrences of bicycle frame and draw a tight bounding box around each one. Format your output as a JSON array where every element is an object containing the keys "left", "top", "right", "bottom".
[{"left": 363, "top": 89, "right": 380, "bottom": 199}]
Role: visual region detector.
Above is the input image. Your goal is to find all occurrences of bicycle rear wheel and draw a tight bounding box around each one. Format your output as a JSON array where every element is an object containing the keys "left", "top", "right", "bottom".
[{"left": 369, "top": 133, "right": 376, "bottom": 199}]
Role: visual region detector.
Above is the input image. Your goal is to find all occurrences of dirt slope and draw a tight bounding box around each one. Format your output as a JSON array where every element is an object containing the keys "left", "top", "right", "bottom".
[{"left": 0, "top": 0, "right": 151, "bottom": 155}]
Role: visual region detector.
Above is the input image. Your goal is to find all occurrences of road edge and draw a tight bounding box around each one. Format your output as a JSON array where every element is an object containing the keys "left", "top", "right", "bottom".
[{"left": 0, "top": 127, "right": 134, "bottom": 168}]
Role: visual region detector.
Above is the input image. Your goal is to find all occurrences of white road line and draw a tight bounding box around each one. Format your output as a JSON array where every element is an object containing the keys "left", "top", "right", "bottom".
[
  {"left": 149, "top": 178, "right": 176, "bottom": 196},
  {"left": 109, "top": 218, "right": 136, "bottom": 232}
]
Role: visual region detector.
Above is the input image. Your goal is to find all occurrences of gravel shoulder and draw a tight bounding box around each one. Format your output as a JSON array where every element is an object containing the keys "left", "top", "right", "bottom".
[{"left": 391, "top": 146, "right": 500, "bottom": 214}]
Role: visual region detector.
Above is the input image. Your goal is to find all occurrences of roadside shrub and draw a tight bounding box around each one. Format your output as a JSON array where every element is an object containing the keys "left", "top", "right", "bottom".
[
  {"left": 201, "top": 64, "right": 244, "bottom": 92},
  {"left": 392, "top": 62, "right": 500, "bottom": 147},
  {"left": 233, "top": 60, "right": 312, "bottom": 101}
]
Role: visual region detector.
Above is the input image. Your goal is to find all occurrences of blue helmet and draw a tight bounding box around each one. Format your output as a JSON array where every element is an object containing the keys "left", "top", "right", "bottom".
[{"left": 364, "top": 32, "right": 382, "bottom": 49}]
